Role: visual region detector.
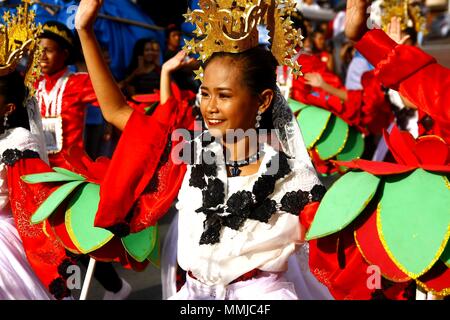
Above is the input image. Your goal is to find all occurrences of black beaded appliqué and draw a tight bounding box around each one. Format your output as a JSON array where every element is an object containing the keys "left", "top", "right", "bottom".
[
  {"left": 191, "top": 150, "right": 326, "bottom": 245},
  {"left": 2, "top": 149, "right": 39, "bottom": 166}
]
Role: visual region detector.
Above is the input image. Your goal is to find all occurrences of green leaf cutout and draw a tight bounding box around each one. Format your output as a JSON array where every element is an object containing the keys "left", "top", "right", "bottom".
[
  {"left": 122, "top": 225, "right": 158, "bottom": 263},
  {"left": 306, "top": 171, "right": 381, "bottom": 240},
  {"left": 31, "top": 180, "right": 85, "bottom": 224},
  {"left": 441, "top": 240, "right": 450, "bottom": 267},
  {"left": 22, "top": 172, "right": 83, "bottom": 184},
  {"left": 315, "top": 116, "right": 349, "bottom": 160},
  {"left": 297, "top": 106, "right": 332, "bottom": 149},
  {"left": 379, "top": 169, "right": 450, "bottom": 277},
  {"left": 336, "top": 127, "right": 365, "bottom": 161},
  {"left": 147, "top": 226, "right": 160, "bottom": 268},
  {"left": 65, "top": 183, "right": 113, "bottom": 254},
  {"left": 288, "top": 99, "right": 310, "bottom": 114},
  {"left": 52, "top": 167, "right": 86, "bottom": 180}
]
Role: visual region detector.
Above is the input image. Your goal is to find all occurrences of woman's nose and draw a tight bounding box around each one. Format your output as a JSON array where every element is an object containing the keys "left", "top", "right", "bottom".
[{"left": 206, "top": 96, "right": 219, "bottom": 113}]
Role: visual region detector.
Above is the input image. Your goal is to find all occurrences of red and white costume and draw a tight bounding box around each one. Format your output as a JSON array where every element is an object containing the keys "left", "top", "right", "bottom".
[{"left": 35, "top": 68, "right": 98, "bottom": 168}]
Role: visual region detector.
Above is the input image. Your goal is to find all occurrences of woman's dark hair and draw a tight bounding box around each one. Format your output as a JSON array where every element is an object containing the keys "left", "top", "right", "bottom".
[
  {"left": 403, "top": 27, "right": 418, "bottom": 45},
  {"left": 0, "top": 71, "right": 30, "bottom": 130},
  {"left": 127, "top": 38, "right": 160, "bottom": 75},
  {"left": 204, "top": 45, "right": 278, "bottom": 129}
]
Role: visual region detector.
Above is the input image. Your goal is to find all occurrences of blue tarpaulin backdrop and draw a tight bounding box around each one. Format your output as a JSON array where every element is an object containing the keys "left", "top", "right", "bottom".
[{"left": 1, "top": 0, "right": 163, "bottom": 80}]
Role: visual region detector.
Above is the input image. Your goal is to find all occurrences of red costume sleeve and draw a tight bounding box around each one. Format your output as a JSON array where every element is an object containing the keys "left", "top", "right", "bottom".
[
  {"left": 95, "top": 86, "right": 196, "bottom": 233},
  {"left": 8, "top": 157, "right": 71, "bottom": 299},
  {"left": 356, "top": 29, "right": 450, "bottom": 142}
]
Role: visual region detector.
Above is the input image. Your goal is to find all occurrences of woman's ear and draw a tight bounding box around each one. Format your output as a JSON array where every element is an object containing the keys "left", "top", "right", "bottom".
[{"left": 258, "top": 88, "right": 274, "bottom": 114}]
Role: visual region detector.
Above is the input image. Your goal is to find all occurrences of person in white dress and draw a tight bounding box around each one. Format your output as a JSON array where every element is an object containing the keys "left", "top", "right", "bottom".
[{"left": 0, "top": 71, "right": 53, "bottom": 299}]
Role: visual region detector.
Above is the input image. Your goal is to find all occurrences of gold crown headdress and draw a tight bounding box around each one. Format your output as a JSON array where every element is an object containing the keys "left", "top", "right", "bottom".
[
  {"left": 183, "top": 0, "right": 303, "bottom": 80},
  {"left": 0, "top": 0, "right": 42, "bottom": 91},
  {"left": 381, "top": 0, "right": 427, "bottom": 35},
  {"left": 42, "top": 24, "right": 74, "bottom": 46}
]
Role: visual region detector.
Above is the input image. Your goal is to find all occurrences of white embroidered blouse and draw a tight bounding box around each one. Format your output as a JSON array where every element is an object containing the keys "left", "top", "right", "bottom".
[{"left": 176, "top": 142, "right": 321, "bottom": 286}]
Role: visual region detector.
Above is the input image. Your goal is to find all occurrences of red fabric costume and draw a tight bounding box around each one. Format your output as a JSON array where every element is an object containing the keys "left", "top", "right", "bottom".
[
  {"left": 8, "top": 156, "right": 72, "bottom": 299},
  {"left": 36, "top": 68, "right": 98, "bottom": 168},
  {"left": 292, "top": 53, "right": 393, "bottom": 136},
  {"left": 94, "top": 84, "right": 196, "bottom": 233},
  {"left": 291, "top": 53, "right": 344, "bottom": 107},
  {"left": 307, "top": 29, "right": 450, "bottom": 299},
  {"left": 355, "top": 29, "right": 450, "bottom": 143}
]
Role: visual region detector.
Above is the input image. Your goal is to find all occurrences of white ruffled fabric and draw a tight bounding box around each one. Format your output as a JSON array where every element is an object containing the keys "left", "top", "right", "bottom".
[
  {"left": 162, "top": 213, "right": 333, "bottom": 300},
  {"left": 0, "top": 128, "right": 53, "bottom": 300}
]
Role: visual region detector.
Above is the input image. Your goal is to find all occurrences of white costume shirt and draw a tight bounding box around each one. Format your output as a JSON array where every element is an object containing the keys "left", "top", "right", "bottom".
[{"left": 176, "top": 142, "right": 321, "bottom": 286}]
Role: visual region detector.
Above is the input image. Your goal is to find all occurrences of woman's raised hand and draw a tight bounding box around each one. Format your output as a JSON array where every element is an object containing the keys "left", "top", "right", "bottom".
[
  {"left": 304, "top": 73, "right": 325, "bottom": 88},
  {"left": 386, "top": 17, "right": 411, "bottom": 44},
  {"left": 75, "top": 0, "right": 103, "bottom": 31},
  {"left": 345, "top": 0, "right": 370, "bottom": 42},
  {"left": 161, "top": 50, "right": 190, "bottom": 74}
]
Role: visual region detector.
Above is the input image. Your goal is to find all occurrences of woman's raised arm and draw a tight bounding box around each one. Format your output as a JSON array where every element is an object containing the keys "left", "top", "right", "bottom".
[{"left": 76, "top": 0, "right": 132, "bottom": 130}]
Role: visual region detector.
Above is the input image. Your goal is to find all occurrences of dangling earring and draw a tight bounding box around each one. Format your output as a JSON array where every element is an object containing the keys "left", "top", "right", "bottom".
[
  {"left": 255, "top": 110, "right": 262, "bottom": 129},
  {"left": 3, "top": 113, "right": 8, "bottom": 130}
]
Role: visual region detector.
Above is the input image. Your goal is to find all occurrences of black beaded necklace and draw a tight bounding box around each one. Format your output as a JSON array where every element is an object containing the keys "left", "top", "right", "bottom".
[{"left": 225, "top": 149, "right": 263, "bottom": 177}]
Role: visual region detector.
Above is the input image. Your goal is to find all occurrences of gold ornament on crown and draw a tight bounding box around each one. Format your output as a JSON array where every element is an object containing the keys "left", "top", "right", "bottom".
[
  {"left": 381, "top": 0, "right": 427, "bottom": 35},
  {"left": 183, "top": 0, "right": 303, "bottom": 81},
  {"left": 42, "top": 25, "right": 74, "bottom": 46},
  {"left": 0, "top": 0, "right": 42, "bottom": 92}
]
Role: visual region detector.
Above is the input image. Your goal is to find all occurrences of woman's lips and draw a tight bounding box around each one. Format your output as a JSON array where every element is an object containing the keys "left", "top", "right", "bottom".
[{"left": 207, "top": 119, "right": 225, "bottom": 127}]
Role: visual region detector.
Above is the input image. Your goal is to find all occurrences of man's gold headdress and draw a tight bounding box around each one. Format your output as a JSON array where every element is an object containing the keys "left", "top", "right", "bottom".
[
  {"left": 0, "top": 0, "right": 42, "bottom": 90},
  {"left": 183, "top": 0, "right": 303, "bottom": 80},
  {"left": 381, "top": 0, "right": 427, "bottom": 34}
]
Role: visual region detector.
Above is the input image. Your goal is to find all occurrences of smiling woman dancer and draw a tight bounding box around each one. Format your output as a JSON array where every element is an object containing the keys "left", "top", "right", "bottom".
[{"left": 75, "top": 0, "right": 329, "bottom": 299}]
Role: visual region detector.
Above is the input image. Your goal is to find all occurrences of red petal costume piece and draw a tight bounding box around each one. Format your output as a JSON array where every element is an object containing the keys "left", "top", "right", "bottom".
[
  {"left": 354, "top": 208, "right": 410, "bottom": 282},
  {"left": 95, "top": 85, "right": 196, "bottom": 233},
  {"left": 335, "top": 126, "right": 450, "bottom": 174}
]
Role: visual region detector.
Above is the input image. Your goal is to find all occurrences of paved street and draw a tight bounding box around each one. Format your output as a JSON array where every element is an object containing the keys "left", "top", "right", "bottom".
[{"left": 423, "top": 40, "right": 450, "bottom": 67}]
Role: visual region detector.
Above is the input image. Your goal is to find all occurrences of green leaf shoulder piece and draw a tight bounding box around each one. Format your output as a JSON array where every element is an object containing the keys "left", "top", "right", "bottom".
[
  {"left": 378, "top": 169, "right": 450, "bottom": 278},
  {"left": 22, "top": 171, "right": 85, "bottom": 184},
  {"left": 315, "top": 116, "right": 349, "bottom": 160},
  {"left": 52, "top": 167, "right": 86, "bottom": 180},
  {"left": 65, "top": 183, "right": 114, "bottom": 254},
  {"left": 31, "top": 180, "right": 86, "bottom": 224},
  {"left": 306, "top": 171, "right": 381, "bottom": 240},
  {"left": 297, "top": 106, "right": 332, "bottom": 149},
  {"left": 122, "top": 225, "right": 158, "bottom": 263},
  {"left": 336, "top": 127, "right": 365, "bottom": 162}
]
